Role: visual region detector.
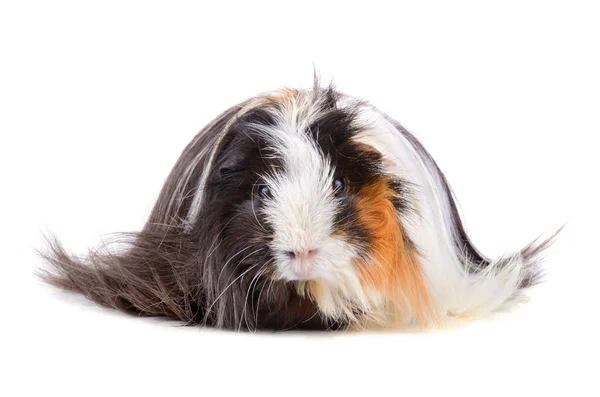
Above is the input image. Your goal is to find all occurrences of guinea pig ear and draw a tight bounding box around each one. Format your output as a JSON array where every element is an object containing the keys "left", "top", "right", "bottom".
[
  {"left": 210, "top": 108, "right": 277, "bottom": 183},
  {"left": 216, "top": 152, "right": 245, "bottom": 179},
  {"left": 208, "top": 132, "right": 250, "bottom": 184}
]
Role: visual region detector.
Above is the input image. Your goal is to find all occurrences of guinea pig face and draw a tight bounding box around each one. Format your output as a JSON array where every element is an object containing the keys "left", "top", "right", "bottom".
[
  {"left": 258, "top": 123, "right": 366, "bottom": 282},
  {"left": 260, "top": 160, "right": 353, "bottom": 281},
  {"left": 209, "top": 104, "right": 382, "bottom": 286}
]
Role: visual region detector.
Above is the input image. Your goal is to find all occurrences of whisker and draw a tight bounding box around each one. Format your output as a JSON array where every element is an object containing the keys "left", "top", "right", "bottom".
[
  {"left": 239, "top": 262, "right": 271, "bottom": 332},
  {"left": 216, "top": 246, "right": 263, "bottom": 284},
  {"left": 204, "top": 263, "right": 261, "bottom": 320},
  {"left": 205, "top": 214, "right": 242, "bottom": 259}
]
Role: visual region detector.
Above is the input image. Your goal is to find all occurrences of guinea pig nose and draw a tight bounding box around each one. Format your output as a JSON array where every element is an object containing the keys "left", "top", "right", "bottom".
[{"left": 286, "top": 249, "right": 318, "bottom": 261}]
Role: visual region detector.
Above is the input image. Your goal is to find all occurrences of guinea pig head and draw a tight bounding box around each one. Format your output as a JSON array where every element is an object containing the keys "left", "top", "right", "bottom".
[{"left": 193, "top": 89, "right": 438, "bottom": 328}]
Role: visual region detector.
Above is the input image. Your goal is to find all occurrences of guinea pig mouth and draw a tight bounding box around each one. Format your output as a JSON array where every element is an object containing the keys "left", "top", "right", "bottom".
[
  {"left": 276, "top": 258, "right": 325, "bottom": 281},
  {"left": 286, "top": 249, "right": 319, "bottom": 278}
]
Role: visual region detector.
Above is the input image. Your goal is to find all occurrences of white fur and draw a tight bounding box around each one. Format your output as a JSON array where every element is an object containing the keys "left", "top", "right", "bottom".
[
  {"left": 253, "top": 93, "right": 381, "bottom": 322},
  {"left": 354, "top": 105, "right": 536, "bottom": 320},
  {"left": 259, "top": 102, "right": 354, "bottom": 273}
]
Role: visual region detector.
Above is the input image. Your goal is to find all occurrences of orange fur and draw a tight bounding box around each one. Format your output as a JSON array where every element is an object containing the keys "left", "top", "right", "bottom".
[
  {"left": 354, "top": 177, "right": 440, "bottom": 326},
  {"left": 239, "top": 88, "right": 301, "bottom": 115},
  {"left": 268, "top": 87, "right": 301, "bottom": 107}
]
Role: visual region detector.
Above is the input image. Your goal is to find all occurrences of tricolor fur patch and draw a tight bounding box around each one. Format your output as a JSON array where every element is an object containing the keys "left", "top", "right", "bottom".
[{"left": 38, "top": 78, "right": 559, "bottom": 331}]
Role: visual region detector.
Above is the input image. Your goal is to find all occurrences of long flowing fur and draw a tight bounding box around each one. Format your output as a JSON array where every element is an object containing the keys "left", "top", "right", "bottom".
[
  {"left": 39, "top": 231, "right": 202, "bottom": 323},
  {"left": 395, "top": 117, "right": 562, "bottom": 315},
  {"left": 39, "top": 226, "right": 332, "bottom": 330},
  {"left": 38, "top": 89, "right": 342, "bottom": 331},
  {"left": 38, "top": 77, "right": 559, "bottom": 330},
  {"left": 355, "top": 107, "right": 561, "bottom": 319}
]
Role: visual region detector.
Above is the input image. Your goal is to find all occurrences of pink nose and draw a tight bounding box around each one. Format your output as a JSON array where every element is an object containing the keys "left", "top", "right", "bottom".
[
  {"left": 286, "top": 249, "right": 318, "bottom": 277},
  {"left": 286, "top": 249, "right": 317, "bottom": 261}
]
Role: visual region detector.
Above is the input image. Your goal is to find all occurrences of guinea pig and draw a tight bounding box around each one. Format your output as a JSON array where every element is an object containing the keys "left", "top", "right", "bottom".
[{"left": 39, "top": 79, "right": 560, "bottom": 331}]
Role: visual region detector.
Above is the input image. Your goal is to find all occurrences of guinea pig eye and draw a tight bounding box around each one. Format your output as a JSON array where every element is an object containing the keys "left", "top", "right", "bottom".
[
  {"left": 256, "top": 184, "right": 271, "bottom": 199},
  {"left": 333, "top": 177, "right": 347, "bottom": 193}
]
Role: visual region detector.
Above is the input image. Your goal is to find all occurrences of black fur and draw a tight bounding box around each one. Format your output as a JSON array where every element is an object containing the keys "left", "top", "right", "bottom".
[{"left": 38, "top": 87, "right": 380, "bottom": 331}]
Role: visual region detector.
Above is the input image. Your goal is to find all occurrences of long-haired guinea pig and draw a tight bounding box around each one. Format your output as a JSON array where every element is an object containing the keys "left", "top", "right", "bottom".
[{"left": 39, "top": 79, "right": 560, "bottom": 331}]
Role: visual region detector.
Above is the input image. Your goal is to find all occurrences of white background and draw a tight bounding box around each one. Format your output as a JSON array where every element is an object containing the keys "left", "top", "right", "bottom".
[{"left": 1, "top": 1, "right": 599, "bottom": 396}]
